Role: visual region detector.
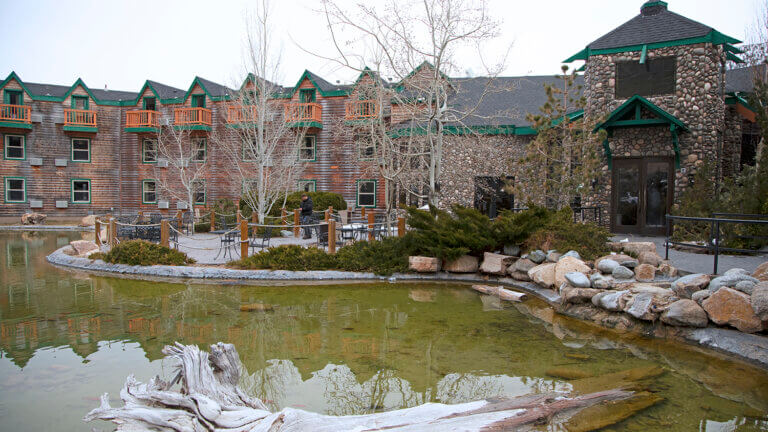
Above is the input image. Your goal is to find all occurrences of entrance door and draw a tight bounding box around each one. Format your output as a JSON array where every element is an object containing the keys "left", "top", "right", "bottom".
[
  {"left": 611, "top": 158, "right": 673, "bottom": 235},
  {"left": 474, "top": 176, "right": 514, "bottom": 219}
]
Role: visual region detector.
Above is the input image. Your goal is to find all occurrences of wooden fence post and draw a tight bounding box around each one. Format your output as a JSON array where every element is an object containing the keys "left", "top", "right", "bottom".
[
  {"left": 282, "top": 208, "right": 287, "bottom": 226},
  {"left": 328, "top": 220, "right": 336, "bottom": 254},
  {"left": 160, "top": 220, "right": 169, "bottom": 247},
  {"left": 361, "top": 207, "right": 366, "bottom": 218},
  {"left": 94, "top": 219, "right": 101, "bottom": 245},
  {"left": 176, "top": 211, "right": 183, "bottom": 232},
  {"left": 294, "top": 209, "right": 300, "bottom": 237},
  {"left": 240, "top": 219, "right": 249, "bottom": 259},
  {"left": 324, "top": 208, "right": 330, "bottom": 222},
  {"left": 398, "top": 217, "right": 406, "bottom": 237},
  {"left": 109, "top": 219, "right": 117, "bottom": 248},
  {"left": 237, "top": 210, "right": 242, "bottom": 226},
  {"left": 210, "top": 209, "right": 216, "bottom": 231},
  {"left": 368, "top": 212, "right": 375, "bottom": 242}
]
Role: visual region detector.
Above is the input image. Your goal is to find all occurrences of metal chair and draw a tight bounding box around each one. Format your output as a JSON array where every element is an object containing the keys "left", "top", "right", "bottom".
[
  {"left": 216, "top": 231, "right": 238, "bottom": 260},
  {"left": 315, "top": 224, "right": 329, "bottom": 248},
  {"left": 249, "top": 226, "right": 273, "bottom": 254}
]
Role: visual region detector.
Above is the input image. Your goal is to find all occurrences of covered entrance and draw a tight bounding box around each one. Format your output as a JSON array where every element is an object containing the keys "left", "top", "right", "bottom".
[
  {"left": 474, "top": 176, "right": 514, "bottom": 219},
  {"left": 596, "top": 95, "right": 688, "bottom": 236}
]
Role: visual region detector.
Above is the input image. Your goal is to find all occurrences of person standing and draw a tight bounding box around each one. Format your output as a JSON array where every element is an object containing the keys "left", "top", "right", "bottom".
[{"left": 300, "top": 194, "right": 314, "bottom": 239}]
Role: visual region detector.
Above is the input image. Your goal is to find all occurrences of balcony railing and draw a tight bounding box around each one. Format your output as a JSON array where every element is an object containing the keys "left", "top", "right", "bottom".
[
  {"left": 0, "top": 104, "right": 31, "bottom": 123},
  {"left": 284, "top": 102, "right": 322, "bottom": 124},
  {"left": 64, "top": 109, "right": 97, "bottom": 127},
  {"left": 174, "top": 107, "right": 212, "bottom": 126},
  {"left": 226, "top": 105, "right": 258, "bottom": 123},
  {"left": 345, "top": 100, "right": 378, "bottom": 120},
  {"left": 126, "top": 110, "right": 161, "bottom": 128}
]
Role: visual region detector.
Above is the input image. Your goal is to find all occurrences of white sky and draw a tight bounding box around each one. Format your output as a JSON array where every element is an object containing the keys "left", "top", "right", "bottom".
[{"left": 0, "top": 0, "right": 759, "bottom": 93}]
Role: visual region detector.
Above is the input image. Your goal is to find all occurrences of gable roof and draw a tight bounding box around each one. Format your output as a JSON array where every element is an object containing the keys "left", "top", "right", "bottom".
[
  {"left": 183, "top": 76, "right": 235, "bottom": 102},
  {"left": 144, "top": 80, "right": 186, "bottom": 101},
  {"left": 595, "top": 94, "right": 688, "bottom": 132},
  {"left": 290, "top": 70, "right": 351, "bottom": 97},
  {"left": 726, "top": 65, "right": 765, "bottom": 94}
]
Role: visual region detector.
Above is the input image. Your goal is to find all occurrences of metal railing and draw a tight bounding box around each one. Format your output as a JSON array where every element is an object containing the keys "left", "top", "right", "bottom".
[{"left": 665, "top": 213, "right": 768, "bottom": 274}]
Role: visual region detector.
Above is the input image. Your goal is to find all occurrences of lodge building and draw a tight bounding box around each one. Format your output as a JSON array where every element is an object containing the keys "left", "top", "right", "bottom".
[{"left": 0, "top": 1, "right": 761, "bottom": 236}]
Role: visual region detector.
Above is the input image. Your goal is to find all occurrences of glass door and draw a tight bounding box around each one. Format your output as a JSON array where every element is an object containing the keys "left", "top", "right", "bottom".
[{"left": 612, "top": 158, "right": 673, "bottom": 235}]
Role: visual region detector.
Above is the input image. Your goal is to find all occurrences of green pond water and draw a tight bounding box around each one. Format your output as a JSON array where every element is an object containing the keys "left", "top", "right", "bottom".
[{"left": 1, "top": 232, "right": 768, "bottom": 431}]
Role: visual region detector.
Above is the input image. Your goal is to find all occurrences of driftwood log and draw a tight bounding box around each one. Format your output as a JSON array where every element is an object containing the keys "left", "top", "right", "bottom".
[{"left": 84, "top": 342, "right": 637, "bottom": 431}]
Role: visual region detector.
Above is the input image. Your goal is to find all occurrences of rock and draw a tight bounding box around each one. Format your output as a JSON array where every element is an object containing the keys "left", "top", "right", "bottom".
[
  {"left": 565, "top": 272, "right": 591, "bottom": 288},
  {"left": 634, "top": 264, "right": 656, "bottom": 282},
  {"left": 724, "top": 268, "right": 750, "bottom": 277},
  {"left": 479, "top": 252, "right": 515, "bottom": 276},
  {"left": 555, "top": 256, "right": 591, "bottom": 287},
  {"left": 637, "top": 251, "right": 662, "bottom": 267},
  {"left": 671, "top": 274, "right": 711, "bottom": 299},
  {"left": 80, "top": 215, "right": 97, "bottom": 227},
  {"left": 547, "top": 251, "right": 562, "bottom": 263},
  {"left": 612, "top": 266, "right": 635, "bottom": 280},
  {"left": 562, "top": 250, "right": 582, "bottom": 260},
  {"left": 691, "top": 290, "right": 711, "bottom": 305},
  {"left": 408, "top": 256, "right": 441, "bottom": 273},
  {"left": 592, "top": 290, "right": 628, "bottom": 312},
  {"left": 752, "top": 262, "right": 768, "bottom": 282},
  {"left": 561, "top": 286, "right": 602, "bottom": 304},
  {"left": 443, "top": 255, "right": 479, "bottom": 273},
  {"left": 661, "top": 299, "right": 709, "bottom": 327},
  {"left": 512, "top": 258, "right": 536, "bottom": 273},
  {"left": 622, "top": 286, "right": 677, "bottom": 321},
  {"left": 240, "top": 303, "right": 273, "bottom": 312},
  {"left": 528, "top": 250, "right": 546, "bottom": 264},
  {"left": 619, "top": 242, "right": 657, "bottom": 256},
  {"left": 409, "top": 289, "right": 436, "bottom": 302},
  {"left": 528, "top": 263, "right": 557, "bottom": 288},
  {"left": 280, "top": 230, "right": 293, "bottom": 237},
  {"left": 702, "top": 287, "right": 763, "bottom": 333},
  {"left": 503, "top": 245, "right": 521, "bottom": 257},
  {"left": 545, "top": 367, "right": 594, "bottom": 380},
  {"left": 62, "top": 246, "right": 78, "bottom": 256},
  {"left": 21, "top": 212, "right": 47, "bottom": 225},
  {"left": 593, "top": 276, "right": 614, "bottom": 289},
  {"left": 752, "top": 282, "right": 768, "bottom": 321},
  {"left": 70, "top": 240, "right": 99, "bottom": 257},
  {"left": 509, "top": 271, "right": 531, "bottom": 282},
  {"left": 589, "top": 272, "right": 603, "bottom": 284},
  {"left": 597, "top": 258, "right": 620, "bottom": 274},
  {"left": 708, "top": 274, "right": 760, "bottom": 292},
  {"left": 658, "top": 263, "right": 678, "bottom": 277},
  {"left": 734, "top": 280, "right": 756, "bottom": 296}
]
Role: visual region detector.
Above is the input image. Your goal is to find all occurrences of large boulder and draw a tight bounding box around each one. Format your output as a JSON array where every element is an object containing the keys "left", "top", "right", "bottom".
[
  {"left": 528, "top": 250, "right": 546, "bottom": 264},
  {"left": 634, "top": 264, "right": 656, "bottom": 282},
  {"left": 565, "top": 272, "right": 591, "bottom": 288},
  {"left": 734, "top": 280, "right": 756, "bottom": 296},
  {"left": 691, "top": 290, "right": 712, "bottom": 305},
  {"left": 510, "top": 258, "right": 536, "bottom": 274},
  {"left": 752, "top": 281, "right": 768, "bottom": 321},
  {"left": 479, "top": 252, "right": 516, "bottom": 276},
  {"left": 592, "top": 276, "right": 614, "bottom": 289},
  {"left": 753, "top": 262, "right": 768, "bottom": 282},
  {"left": 619, "top": 242, "right": 657, "bottom": 256},
  {"left": 443, "top": 255, "right": 479, "bottom": 273},
  {"left": 561, "top": 286, "right": 603, "bottom": 304},
  {"left": 708, "top": 273, "right": 760, "bottom": 292},
  {"left": 70, "top": 240, "right": 99, "bottom": 257},
  {"left": 80, "top": 215, "right": 97, "bottom": 227},
  {"left": 637, "top": 251, "right": 663, "bottom": 267},
  {"left": 661, "top": 299, "right": 709, "bottom": 328},
  {"left": 546, "top": 251, "right": 562, "bottom": 263},
  {"left": 554, "top": 256, "right": 591, "bottom": 287},
  {"left": 509, "top": 271, "right": 532, "bottom": 282},
  {"left": 702, "top": 287, "right": 763, "bottom": 333},
  {"left": 671, "top": 274, "right": 711, "bottom": 299},
  {"left": 21, "top": 212, "right": 47, "bottom": 225},
  {"left": 591, "top": 290, "right": 628, "bottom": 312},
  {"left": 561, "top": 250, "right": 582, "bottom": 260},
  {"left": 597, "top": 258, "right": 620, "bottom": 274},
  {"left": 408, "top": 256, "right": 440, "bottom": 273},
  {"left": 622, "top": 285, "right": 678, "bottom": 321},
  {"left": 528, "top": 263, "right": 557, "bottom": 288},
  {"left": 596, "top": 254, "right": 638, "bottom": 271},
  {"left": 658, "top": 263, "right": 679, "bottom": 278},
  {"left": 612, "top": 265, "right": 635, "bottom": 280}
]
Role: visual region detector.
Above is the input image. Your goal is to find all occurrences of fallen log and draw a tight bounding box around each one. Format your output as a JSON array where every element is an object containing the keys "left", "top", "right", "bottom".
[
  {"left": 498, "top": 288, "right": 528, "bottom": 302},
  {"left": 84, "top": 342, "right": 638, "bottom": 431}
]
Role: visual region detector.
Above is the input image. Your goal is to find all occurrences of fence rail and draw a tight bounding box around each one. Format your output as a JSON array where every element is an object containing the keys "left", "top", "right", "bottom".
[
  {"left": 64, "top": 108, "right": 97, "bottom": 127},
  {"left": 0, "top": 104, "right": 31, "bottom": 123},
  {"left": 126, "top": 110, "right": 161, "bottom": 128}
]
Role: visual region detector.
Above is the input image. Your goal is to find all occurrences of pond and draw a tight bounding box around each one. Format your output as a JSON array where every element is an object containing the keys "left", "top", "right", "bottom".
[{"left": 1, "top": 231, "right": 767, "bottom": 431}]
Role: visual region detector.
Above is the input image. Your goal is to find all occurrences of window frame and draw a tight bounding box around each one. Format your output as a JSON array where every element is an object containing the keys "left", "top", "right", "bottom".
[
  {"left": 299, "top": 88, "right": 316, "bottom": 103},
  {"left": 3, "top": 134, "right": 25, "bottom": 160},
  {"left": 71, "top": 95, "right": 90, "bottom": 110},
  {"left": 70, "top": 178, "right": 92, "bottom": 204},
  {"left": 192, "top": 138, "right": 207, "bottom": 162},
  {"left": 4, "top": 176, "right": 26, "bottom": 203},
  {"left": 192, "top": 179, "right": 206, "bottom": 205},
  {"left": 142, "top": 139, "right": 157, "bottom": 164},
  {"left": 191, "top": 94, "right": 206, "bottom": 108},
  {"left": 70, "top": 137, "right": 91, "bottom": 163},
  {"left": 142, "top": 179, "right": 158, "bottom": 204},
  {"left": 357, "top": 134, "right": 375, "bottom": 161},
  {"left": 297, "top": 179, "right": 317, "bottom": 192},
  {"left": 143, "top": 96, "right": 156, "bottom": 110},
  {"left": 615, "top": 57, "right": 677, "bottom": 99},
  {"left": 298, "top": 135, "right": 316, "bottom": 162},
  {"left": 4, "top": 89, "right": 23, "bottom": 105},
  {"left": 356, "top": 179, "right": 377, "bottom": 208}
]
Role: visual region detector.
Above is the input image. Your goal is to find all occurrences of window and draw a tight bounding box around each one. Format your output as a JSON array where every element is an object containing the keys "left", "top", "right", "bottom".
[
  {"left": 192, "top": 180, "right": 206, "bottom": 205},
  {"left": 299, "top": 89, "right": 316, "bottom": 103},
  {"left": 4, "top": 177, "right": 26, "bottom": 203},
  {"left": 356, "top": 180, "right": 376, "bottom": 207},
  {"left": 72, "top": 95, "right": 89, "bottom": 110},
  {"left": 4, "top": 89, "right": 22, "bottom": 105},
  {"left": 71, "top": 179, "right": 91, "bottom": 204},
  {"left": 357, "top": 134, "right": 375, "bottom": 160},
  {"left": 4, "top": 135, "right": 25, "bottom": 160},
  {"left": 616, "top": 57, "right": 676, "bottom": 98},
  {"left": 142, "top": 180, "right": 157, "bottom": 204},
  {"left": 142, "top": 139, "right": 157, "bottom": 163},
  {"left": 297, "top": 180, "right": 316, "bottom": 192},
  {"left": 191, "top": 94, "right": 206, "bottom": 108},
  {"left": 192, "top": 138, "right": 207, "bottom": 162},
  {"left": 143, "top": 97, "right": 156, "bottom": 111},
  {"left": 299, "top": 135, "right": 316, "bottom": 161},
  {"left": 71, "top": 138, "right": 91, "bottom": 162}
]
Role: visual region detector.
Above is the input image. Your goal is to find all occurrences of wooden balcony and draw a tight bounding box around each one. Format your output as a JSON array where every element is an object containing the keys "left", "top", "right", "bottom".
[
  {"left": 64, "top": 108, "right": 98, "bottom": 132},
  {"left": 284, "top": 102, "right": 322, "bottom": 128},
  {"left": 125, "top": 110, "right": 161, "bottom": 132},
  {"left": 345, "top": 100, "right": 378, "bottom": 121},
  {"left": 226, "top": 105, "right": 258, "bottom": 124},
  {"left": 174, "top": 107, "right": 212, "bottom": 130},
  {"left": 0, "top": 104, "right": 32, "bottom": 129}
]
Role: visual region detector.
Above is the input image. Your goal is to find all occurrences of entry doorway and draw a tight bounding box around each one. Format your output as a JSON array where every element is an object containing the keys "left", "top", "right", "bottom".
[
  {"left": 611, "top": 158, "right": 673, "bottom": 235},
  {"left": 474, "top": 176, "right": 514, "bottom": 219}
]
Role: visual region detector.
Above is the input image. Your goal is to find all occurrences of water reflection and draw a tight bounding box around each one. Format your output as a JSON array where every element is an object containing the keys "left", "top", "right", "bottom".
[{"left": 0, "top": 232, "right": 767, "bottom": 431}]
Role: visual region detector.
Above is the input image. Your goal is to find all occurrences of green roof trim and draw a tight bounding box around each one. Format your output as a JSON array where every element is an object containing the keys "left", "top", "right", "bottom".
[
  {"left": 181, "top": 77, "right": 233, "bottom": 104},
  {"left": 564, "top": 30, "right": 742, "bottom": 63},
  {"left": 63, "top": 126, "right": 98, "bottom": 133},
  {"left": 0, "top": 121, "right": 32, "bottom": 130},
  {"left": 173, "top": 125, "right": 212, "bottom": 131},
  {"left": 125, "top": 127, "right": 159, "bottom": 133},
  {"left": 726, "top": 94, "right": 756, "bottom": 112},
  {"left": 594, "top": 95, "right": 688, "bottom": 132},
  {"left": 726, "top": 52, "right": 744, "bottom": 64},
  {"left": 0, "top": 72, "right": 35, "bottom": 99},
  {"left": 287, "top": 121, "right": 323, "bottom": 129},
  {"left": 642, "top": 1, "right": 668, "bottom": 9},
  {"left": 289, "top": 70, "right": 350, "bottom": 98}
]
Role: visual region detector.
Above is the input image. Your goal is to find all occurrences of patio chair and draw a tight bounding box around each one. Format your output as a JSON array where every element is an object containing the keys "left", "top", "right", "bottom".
[
  {"left": 315, "top": 223, "right": 329, "bottom": 248},
  {"left": 249, "top": 226, "right": 273, "bottom": 254},
  {"left": 216, "top": 230, "right": 238, "bottom": 260}
]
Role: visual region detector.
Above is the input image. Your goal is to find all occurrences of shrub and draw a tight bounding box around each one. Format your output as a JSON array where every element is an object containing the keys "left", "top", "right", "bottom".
[
  {"left": 405, "top": 205, "right": 496, "bottom": 261},
  {"left": 335, "top": 237, "right": 413, "bottom": 275},
  {"left": 231, "top": 245, "right": 336, "bottom": 271},
  {"left": 268, "top": 191, "right": 347, "bottom": 216},
  {"left": 99, "top": 240, "right": 195, "bottom": 266},
  {"left": 194, "top": 222, "right": 211, "bottom": 233},
  {"left": 523, "top": 208, "right": 610, "bottom": 260},
  {"left": 492, "top": 205, "right": 554, "bottom": 246}
]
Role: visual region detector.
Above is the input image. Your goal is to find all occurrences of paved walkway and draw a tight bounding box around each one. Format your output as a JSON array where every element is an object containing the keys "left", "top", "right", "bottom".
[
  {"left": 611, "top": 234, "right": 767, "bottom": 275},
  {"left": 175, "top": 231, "right": 320, "bottom": 264}
]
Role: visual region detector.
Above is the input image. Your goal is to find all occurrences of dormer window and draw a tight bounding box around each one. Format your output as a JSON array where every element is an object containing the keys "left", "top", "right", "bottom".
[
  {"left": 72, "top": 95, "right": 89, "bottom": 110},
  {"left": 616, "top": 57, "right": 676, "bottom": 99},
  {"left": 143, "top": 97, "right": 156, "bottom": 111},
  {"left": 191, "top": 94, "right": 206, "bottom": 108},
  {"left": 300, "top": 89, "right": 316, "bottom": 103},
  {"left": 4, "top": 89, "right": 22, "bottom": 105}
]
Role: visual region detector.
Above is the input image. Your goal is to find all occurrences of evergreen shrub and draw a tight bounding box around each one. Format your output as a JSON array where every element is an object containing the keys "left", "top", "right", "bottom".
[{"left": 98, "top": 240, "right": 195, "bottom": 266}]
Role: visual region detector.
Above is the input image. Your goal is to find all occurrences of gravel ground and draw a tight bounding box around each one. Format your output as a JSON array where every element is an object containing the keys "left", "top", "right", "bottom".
[{"left": 174, "top": 232, "right": 320, "bottom": 264}]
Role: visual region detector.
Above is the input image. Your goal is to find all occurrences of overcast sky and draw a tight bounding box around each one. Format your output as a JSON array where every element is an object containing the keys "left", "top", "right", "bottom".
[{"left": 0, "top": 0, "right": 759, "bottom": 92}]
